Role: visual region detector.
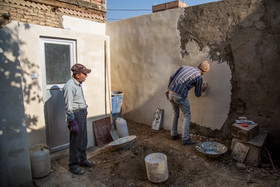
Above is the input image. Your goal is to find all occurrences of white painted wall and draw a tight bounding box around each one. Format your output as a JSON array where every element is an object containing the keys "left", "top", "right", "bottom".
[
  {"left": 0, "top": 21, "right": 32, "bottom": 187},
  {"left": 1, "top": 20, "right": 109, "bottom": 186},
  {"left": 63, "top": 15, "right": 106, "bottom": 35},
  {"left": 17, "top": 22, "right": 110, "bottom": 148}
]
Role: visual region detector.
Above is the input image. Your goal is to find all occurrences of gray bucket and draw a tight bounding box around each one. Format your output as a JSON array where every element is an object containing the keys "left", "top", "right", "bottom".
[{"left": 145, "top": 153, "right": 168, "bottom": 183}]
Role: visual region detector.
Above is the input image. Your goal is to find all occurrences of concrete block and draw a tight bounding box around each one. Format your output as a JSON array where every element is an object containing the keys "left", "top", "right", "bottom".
[
  {"left": 166, "top": 2, "right": 178, "bottom": 9},
  {"left": 231, "top": 123, "right": 259, "bottom": 141},
  {"left": 152, "top": 1, "right": 188, "bottom": 12},
  {"left": 152, "top": 4, "right": 166, "bottom": 12},
  {"left": 231, "top": 131, "right": 268, "bottom": 166}
]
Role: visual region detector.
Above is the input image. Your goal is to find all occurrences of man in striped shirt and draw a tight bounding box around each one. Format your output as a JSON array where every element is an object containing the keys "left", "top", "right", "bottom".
[{"left": 167, "top": 61, "right": 210, "bottom": 145}]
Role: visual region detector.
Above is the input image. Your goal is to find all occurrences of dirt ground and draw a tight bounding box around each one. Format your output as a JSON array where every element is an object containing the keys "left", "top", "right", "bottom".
[{"left": 32, "top": 120, "right": 280, "bottom": 187}]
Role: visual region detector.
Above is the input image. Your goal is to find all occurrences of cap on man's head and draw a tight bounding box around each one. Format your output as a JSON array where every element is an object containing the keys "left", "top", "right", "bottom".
[
  {"left": 198, "top": 61, "right": 210, "bottom": 72},
  {"left": 71, "top": 63, "right": 91, "bottom": 74}
]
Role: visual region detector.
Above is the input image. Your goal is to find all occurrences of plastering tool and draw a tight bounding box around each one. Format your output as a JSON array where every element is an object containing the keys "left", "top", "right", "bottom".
[{"left": 202, "top": 81, "right": 208, "bottom": 96}]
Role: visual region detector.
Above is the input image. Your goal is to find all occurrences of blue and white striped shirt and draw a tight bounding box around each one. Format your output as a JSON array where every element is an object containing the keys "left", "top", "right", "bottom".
[{"left": 168, "top": 65, "right": 203, "bottom": 98}]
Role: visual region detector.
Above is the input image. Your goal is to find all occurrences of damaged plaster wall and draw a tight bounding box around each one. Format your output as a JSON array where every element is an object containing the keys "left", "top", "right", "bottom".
[
  {"left": 183, "top": 41, "right": 231, "bottom": 130},
  {"left": 107, "top": 0, "right": 280, "bottom": 152},
  {"left": 106, "top": 8, "right": 231, "bottom": 133},
  {"left": 177, "top": 0, "right": 280, "bottom": 150}
]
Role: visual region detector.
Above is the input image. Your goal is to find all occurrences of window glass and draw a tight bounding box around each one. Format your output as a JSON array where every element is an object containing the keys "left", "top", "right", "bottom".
[{"left": 44, "top": 43, "right": 71, "bottom": 84}]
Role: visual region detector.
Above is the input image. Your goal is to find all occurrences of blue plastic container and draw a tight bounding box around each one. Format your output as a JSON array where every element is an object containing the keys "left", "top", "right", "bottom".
[{"left": 111, "top": 91, "right": 124, "bottom": 122}]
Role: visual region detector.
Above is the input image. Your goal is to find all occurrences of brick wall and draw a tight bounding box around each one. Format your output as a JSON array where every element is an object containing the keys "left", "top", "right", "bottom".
[
  {"left": 0, "top": 0, "right": 106, "bottom": 28},
  {"left": 83, "top": 0, "right": 105, "bottom": 5},
  {"left": 152, "top": 0, "right": 189, "bottom": 13}
]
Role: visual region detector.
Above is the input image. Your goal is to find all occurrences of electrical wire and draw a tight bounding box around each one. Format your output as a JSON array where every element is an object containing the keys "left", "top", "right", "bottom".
[
  {"left": 107, "top": 9, "right": 152, "bottom": 11},
  {"left": 107, "top": 18, "right": 123, "bottom": 21}
]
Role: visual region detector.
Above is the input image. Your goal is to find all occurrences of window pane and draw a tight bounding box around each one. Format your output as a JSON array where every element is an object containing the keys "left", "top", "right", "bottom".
[{"left": 45, "top": 43, "right": 71, "bottom": 84}]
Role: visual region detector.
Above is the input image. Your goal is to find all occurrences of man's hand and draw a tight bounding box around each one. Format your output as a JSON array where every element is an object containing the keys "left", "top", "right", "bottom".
[
  {"left": 68, "top": 120, "right": 79, "bottom": 134},
  {"left": 202, "top": 82, "right": 208, "bottom": 92},
  {"left": 165, "top": 90, "right": 169, "bottom": 100}
]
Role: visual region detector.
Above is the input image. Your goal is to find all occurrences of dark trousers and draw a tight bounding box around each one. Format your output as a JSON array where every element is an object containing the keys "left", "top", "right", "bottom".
[{"left": 68, "top": 109, "right": 88, "bottom": 169}]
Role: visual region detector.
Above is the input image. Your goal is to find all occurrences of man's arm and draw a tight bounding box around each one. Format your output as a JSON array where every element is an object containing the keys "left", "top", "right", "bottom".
[
  {"left": 63, "top": 84, "right": 75, "bottom": 122},
  {"left": 194, "top": 77, "right": 203, "bottom": 97}
]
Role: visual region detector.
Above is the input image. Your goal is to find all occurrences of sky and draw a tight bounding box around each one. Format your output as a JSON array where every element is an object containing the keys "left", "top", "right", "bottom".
[{"left": 107, "top": 0, "right": 220, "bottom": 22}]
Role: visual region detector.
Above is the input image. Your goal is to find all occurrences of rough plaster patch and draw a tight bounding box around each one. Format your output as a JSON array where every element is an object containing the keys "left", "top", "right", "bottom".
[{"left": 182, "top": 40, "right": 211, "bottom": 66}]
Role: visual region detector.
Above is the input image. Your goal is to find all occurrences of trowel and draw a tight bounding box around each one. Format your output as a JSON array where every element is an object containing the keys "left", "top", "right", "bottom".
[
  {"left": 202, "top": 81, "right": 208, "bottom": 97},
  {"left": 110, "top": 120, "right": 119, "bottom": 140}
]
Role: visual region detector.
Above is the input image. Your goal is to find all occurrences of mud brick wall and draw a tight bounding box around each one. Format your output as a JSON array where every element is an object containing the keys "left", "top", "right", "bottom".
[
  {"left": 177, "top": 0, "right": 280, "bottom": 151},
  {"left": 152, "top": 0, "right": 189, "bottom": 13},
  {"left": 0, "top": 0, "right": 106, "bottom": 28},
  {"left": 84, "top": 0, "right": 104, "bottom": 4},
  {"left": 107, "top": 0, "right": 280, "bottom": 154}
]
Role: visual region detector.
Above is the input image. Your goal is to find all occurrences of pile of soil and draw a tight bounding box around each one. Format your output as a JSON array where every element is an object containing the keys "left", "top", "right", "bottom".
[{"left": 34, "top": 120, "right": 279, "bottom": 187}]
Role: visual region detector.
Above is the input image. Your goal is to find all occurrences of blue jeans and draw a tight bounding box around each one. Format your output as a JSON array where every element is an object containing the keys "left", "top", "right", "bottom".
[
  {"left": 68, "top": 109, "right": 88, "bottom": 169},
  {"left": 169, "top": 91, "right": 191, "bottom": 141}
]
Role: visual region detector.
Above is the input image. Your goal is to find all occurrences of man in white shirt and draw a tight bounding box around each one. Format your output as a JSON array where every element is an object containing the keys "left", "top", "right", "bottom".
[{"left": 63, "top": 63, "right": 95, "bottom": 175}]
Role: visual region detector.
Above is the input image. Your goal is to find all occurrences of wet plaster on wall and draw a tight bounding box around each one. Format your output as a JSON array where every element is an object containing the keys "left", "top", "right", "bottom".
[
  {"left": 178, "top": 0, "right": 280, "bottom": 151},
  {"left": 107, "top": 7, "right": 232, "bottom": 135},
  {"left": 107, "top": 0, "right": 280, "bottom": 153},
  {"left": 183, "top": 41, "right": 231, "bottom": 131}
]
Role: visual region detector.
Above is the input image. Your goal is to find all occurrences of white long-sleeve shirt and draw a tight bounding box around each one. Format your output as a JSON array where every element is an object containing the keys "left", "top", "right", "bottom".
[{"left": 62, "top": 77, "right": 88, "bottom": 122}]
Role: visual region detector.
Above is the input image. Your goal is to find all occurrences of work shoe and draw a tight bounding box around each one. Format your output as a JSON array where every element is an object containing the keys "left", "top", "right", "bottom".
[
  {"left": 79, "top": 160, "right": 95, "bottom": 167},
  {"left": 182, "top": 139, "right": 195, "bottom": 145},
  {"left": 171, "top": 134, "right": 181, "bottom": 140},
  {"left": 69, "top": 167, "right": 84, "bottom": 175}
]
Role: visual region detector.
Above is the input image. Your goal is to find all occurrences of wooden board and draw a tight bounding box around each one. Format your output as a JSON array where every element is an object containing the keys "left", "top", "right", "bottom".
[{"left": 92, "top": 116, "right": 113, "bottom": 147}]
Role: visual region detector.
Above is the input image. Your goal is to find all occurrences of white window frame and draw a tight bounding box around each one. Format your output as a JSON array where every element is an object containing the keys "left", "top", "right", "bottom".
[{"left": 40, "top": 37, "right": 76, "bottom": 90}]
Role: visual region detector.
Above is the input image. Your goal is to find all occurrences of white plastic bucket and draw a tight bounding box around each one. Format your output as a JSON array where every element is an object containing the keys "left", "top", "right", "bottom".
[
  {"left": 116, "top": 118, "right": 129, "bottom": 137},
  {"left": 30, "top": 144, "right": 51, "bottom": 178},
  {"left": 145, "top": 153, "right": 168, "bottom": 183}
]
